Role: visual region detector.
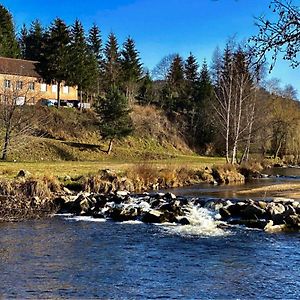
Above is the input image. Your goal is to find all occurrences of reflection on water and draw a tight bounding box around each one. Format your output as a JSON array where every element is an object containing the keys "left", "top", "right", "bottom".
[{"left": 0, "top": 217, "right": 300, "bottom": 299}]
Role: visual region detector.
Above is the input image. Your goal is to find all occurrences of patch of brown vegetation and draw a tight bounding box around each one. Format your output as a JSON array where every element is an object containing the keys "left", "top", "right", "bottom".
[
  {"left": 238, "top": 160, "right": 264, "bottom": 178},
  {"left": 212, "top": 164, "right": 245, "bottom": 184},
  {"left": 0, "top": 176, "right": 62, "bottom": 222},
  {"left": 131, "top": 105, "right": 191, "bottom": 153}
]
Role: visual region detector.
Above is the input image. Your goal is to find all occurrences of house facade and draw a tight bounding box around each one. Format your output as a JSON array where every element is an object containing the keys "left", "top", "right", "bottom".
[{"left": 0, "top": 56, "right": 78, "bottom": 105}]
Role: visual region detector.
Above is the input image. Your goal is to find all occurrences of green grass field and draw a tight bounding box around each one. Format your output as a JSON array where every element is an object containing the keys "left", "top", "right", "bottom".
[{"left": 0, "top": 155, "right": 225, "bottom": 179}]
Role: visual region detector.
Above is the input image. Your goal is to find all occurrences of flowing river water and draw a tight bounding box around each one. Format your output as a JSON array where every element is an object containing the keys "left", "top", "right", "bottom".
[{"left": 1, "top": 167, "right": 300, "bottom": 299}]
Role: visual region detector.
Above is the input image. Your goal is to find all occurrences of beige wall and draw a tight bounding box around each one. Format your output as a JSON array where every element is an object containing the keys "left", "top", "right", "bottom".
[{"left": 0, "top": 74, "right": 78, "bottom": 104}]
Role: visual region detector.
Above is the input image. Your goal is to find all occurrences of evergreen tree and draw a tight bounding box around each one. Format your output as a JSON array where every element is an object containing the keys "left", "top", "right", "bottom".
[
  {"left": 199, "top": 60, "right": 213, "bottom": 101},
  {"left": 137, "top": 71, "right": 155, "bottom": 105},
  {"left": 121, "top": 37, "right": 143, "bottom": 102},
  {"left": 0, "top": 5, "right": 20, "bottom": 57},
  {"left": 196, "top": 60, "right": 215, "bottom": 146},
  {"left": 103, "top": 33, "right": 121, "bottom": 88},
  {"left": 69, "top": 20, "right": 93, "bottom": 105},
  {"left": 185, "top": 52, "right": 199, "bottom": 83},
  {"left": 164, "top": 54, "right": 186, "bottom": 110},
  {"left": 167, "top": 54, "right": 185, "bottom": 87},
  {"left": 88, "top": 23, "right": 104, "bottom": 95},
  {"left": 19, "top": 24, "right": 28, "bottom": 59},
  {"left": 88, "top": 23, "right": 102, "bottom": 62},
  {"left": 40, "top": 18, "right": 70, "bottom": 107},
  {"left": 184, "top": 52, "right": 199, "bottom": 103},
  {"left": 25, "top": 20, "right": 44, "bottom": 61},
  {"left": 95, "top": 86, "right": 133, "bottom": 154}
]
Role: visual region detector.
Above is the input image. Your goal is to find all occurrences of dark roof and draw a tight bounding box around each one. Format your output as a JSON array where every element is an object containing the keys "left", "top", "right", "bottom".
[{"left": 0, "top": 56, "right": 41, "bottom": 78}]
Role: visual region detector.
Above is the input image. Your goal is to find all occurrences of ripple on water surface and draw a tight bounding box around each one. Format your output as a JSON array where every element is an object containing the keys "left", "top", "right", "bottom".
[{"left": 0, "top": 206, "right": 300, "bottom": 298}]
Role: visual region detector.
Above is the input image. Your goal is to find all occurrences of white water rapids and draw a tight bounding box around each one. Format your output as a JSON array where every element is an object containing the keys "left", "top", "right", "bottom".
[
  {"left": 161, "top": 204, "right": 229, "bottom": 237},
  {"left": 63, "top": 201, "right": 229, "bottom": 237}
]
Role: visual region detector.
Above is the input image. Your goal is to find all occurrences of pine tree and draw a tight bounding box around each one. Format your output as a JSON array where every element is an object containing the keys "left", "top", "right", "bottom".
[
  {"left": 196, "top": 60, "right": 215, "bottom": 146},
  {"left": 87, "top": 24, "right": 104, "bottom": 95},
  {"left": 41, "top": 18, "right": 70, "bottom": 107},
  {"left": 184, "top": 52, "right": 199, "bottom": 103},
  {"left": 167, "top": 54, "right": 185, "bottom": 87},
  {"left": 103, "top": 33, "right": 121, "bottom": 88},
  {"left": 137, "top": 71, "right": 155, "bottom": 105},
  {"left": 199, "top": 60, "right": 213, "bottom": 102},
  {"left": 88, "top": 23, "right": 102, "bottom": 62},
  {"left": 0, "top": 5, "right": 20, "bottom": 57},
  {"left": 165, "top": 54, "right": 186, "bottom": 110},
  {"left": 19, "top": 24, "right": 28, "bottom": 59},
  {"left": 25, "top": 20, "right": 44, "bottom": 61},
  {"left": 95, "top": 86, "right": 133, "bottom": 154},
  {"left": 69, "top": 20, "right": 99, "bottom": 107},
  {"left": 185, "top": 52, "right": 199, "bottom": 83},
  {"left": 121, "top": 37, "right": 143, "bottom": 102},
  {"left": 69, "top": 20, "right": 87, "bottom": 102}
]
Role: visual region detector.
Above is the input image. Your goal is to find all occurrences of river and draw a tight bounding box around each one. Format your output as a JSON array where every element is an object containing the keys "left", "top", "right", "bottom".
[{"left": 1, "top": 168, "right": 300, "bottom": 299}]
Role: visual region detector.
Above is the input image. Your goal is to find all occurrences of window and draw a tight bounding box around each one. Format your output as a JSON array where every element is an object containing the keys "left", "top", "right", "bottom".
[
  {"left": 29, "top": 82, "right": 35, "bottom": 90},
  {"left": 16, "top": 81, "right": 23, "bottom": 90},
  {"left": 4, "top": 79, "right": 11, "bottom": 89},
  {"left": 63, "top": 85, "right": 69, "bottom": 94},
  {"left": 40, "top": 83, "right": 47, "bottom": 92},
  {"left": 52, "top": 84, "right": 57, "bottom": 93}
]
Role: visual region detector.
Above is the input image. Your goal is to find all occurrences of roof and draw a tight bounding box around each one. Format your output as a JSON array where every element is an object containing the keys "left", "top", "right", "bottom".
[{"left": 0, "top": 56, "right": 41, "bottom": 78}]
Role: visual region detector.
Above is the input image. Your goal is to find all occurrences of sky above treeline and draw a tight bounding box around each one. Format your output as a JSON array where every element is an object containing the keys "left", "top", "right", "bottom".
[{"left": 2, "top": 0, "right": 299, "bottom": 94}]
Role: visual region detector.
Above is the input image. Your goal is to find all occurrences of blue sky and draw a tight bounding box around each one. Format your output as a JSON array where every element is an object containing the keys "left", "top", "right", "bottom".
[{"left": 2, "top": 0, "right": 299, "bottom": 93}]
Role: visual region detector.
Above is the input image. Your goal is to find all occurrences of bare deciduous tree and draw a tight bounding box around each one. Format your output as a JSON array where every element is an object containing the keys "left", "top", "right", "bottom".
[
  {"left": 213, "top": 46, "right": 258, "bottom": 164},
  {"left": 0, "top": 75, "right": 43, "bottom": 160},
  {"left": 151, "top": 54, "right": 177, "bottom": 81},
  {"left": 252, "top": 0, "right": 300, "bottom": 70}
]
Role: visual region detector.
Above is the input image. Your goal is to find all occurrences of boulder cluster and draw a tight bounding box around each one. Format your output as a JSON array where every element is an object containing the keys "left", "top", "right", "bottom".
[
  {"left": 215, "top": 198, "right": 300, "bottom": 232},
  {"left": 55, "top": 191, "right": 191, "bottom": 225},
  {"left": 55, "top": 191, "right": 300, "bottom": 232}
]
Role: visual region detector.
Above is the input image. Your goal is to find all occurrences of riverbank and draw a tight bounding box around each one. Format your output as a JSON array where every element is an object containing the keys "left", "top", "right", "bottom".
[
  {"left": 1, "top": 161, "right": 300, "bottom": 231},
  {"left": 0, "top": 161, "right": 245, "bottom": 222}
]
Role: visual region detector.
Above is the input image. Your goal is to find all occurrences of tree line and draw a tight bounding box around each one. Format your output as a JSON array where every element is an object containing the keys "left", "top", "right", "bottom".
[{"left": 0, "top": 2, "right": 299, "bottom": 162}]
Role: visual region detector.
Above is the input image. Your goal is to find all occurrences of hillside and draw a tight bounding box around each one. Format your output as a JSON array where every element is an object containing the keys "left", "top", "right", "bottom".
[{"left": 5, "top": 105, "right": 194, "bottom": 162}]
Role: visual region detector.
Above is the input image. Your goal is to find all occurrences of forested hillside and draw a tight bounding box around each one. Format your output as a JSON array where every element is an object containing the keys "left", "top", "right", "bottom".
[{"left": 0, "top": 2, "right": 299, "bottom": 163}]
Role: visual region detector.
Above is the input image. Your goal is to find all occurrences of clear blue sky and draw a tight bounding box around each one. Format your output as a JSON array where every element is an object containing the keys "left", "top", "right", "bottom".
[{"left": 2, "top": 0, "right": 299, "bottom": 93}]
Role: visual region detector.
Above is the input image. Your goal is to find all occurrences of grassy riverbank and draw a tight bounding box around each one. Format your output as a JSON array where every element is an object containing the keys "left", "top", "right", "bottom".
[{"left": 0, "top": 155, "right": 225, "bottom": 179}]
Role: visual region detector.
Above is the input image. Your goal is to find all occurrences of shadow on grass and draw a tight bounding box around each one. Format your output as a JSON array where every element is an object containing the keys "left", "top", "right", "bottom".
[
  {"left": 62, "top": 141, "right": 107, "bottom": 153},
  {"left": 45, "top": 142, "right": 77, "bottom": 160}
]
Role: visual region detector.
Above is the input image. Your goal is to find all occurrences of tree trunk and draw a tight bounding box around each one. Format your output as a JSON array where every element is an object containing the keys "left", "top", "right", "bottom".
[
  {"left": 107, "top": 138, "right": 114, "bottom": 155},
  {"left": 274, "top": 138, "right": 283, "bottom": 159},
  {"left": 57, "top": 81, "right": 61, "bottom": 108},
  {"left": 231, "top": 142, "right": 237, "bottom": 164},
  {"left": 80, "top": 90, "right": 83, "bottom": 112},
  {"left": 2, "top": 129, "right": 10, "bottom": 160}
]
